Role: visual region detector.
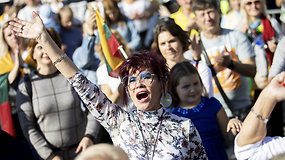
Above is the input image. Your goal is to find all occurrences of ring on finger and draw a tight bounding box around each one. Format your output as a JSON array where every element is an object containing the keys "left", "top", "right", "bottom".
[{"left": 21, "top": 25, "right": 24, "bottom": 32}]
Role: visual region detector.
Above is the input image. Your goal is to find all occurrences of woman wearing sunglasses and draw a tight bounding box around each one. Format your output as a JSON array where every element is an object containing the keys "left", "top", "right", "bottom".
[
  {"left": 239, "top": 0, "right": 284, "bottom": 92},
  {"left": 8, "top": 12, "right": 207, "bottom": 160}
]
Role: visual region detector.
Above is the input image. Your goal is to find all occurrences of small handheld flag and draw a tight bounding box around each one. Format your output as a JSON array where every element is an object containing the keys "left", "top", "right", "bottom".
[{"left": 92, "top": 3, "right": 124, "bottom": 78}]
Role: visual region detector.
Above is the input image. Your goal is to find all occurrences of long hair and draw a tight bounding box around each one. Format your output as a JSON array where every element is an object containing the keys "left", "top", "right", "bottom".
[
  {"left": 102, "top": 0, "right": 126, "bottom": 27},
  {"left": 151, "top": 18, "right": 190, "bottom": 60},
  {"left": 168, "top": 62, "right": 208, "bottom": 107},
  {"left": 0, "top": 21, "right": 10, "bottom": 59},
  {"left": 119, "top": 50, "right": 169, "bottom": 106},
  {"left": 240, "top": 0, "right": 268, "bottom": 24}
]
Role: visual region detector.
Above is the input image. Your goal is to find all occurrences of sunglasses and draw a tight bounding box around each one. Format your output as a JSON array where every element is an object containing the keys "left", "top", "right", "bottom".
[
  {"left": 246, "top": 0, "right": 260, "bottom": 6},
  {"left": 123, "top": 71, "right": 157, "bottom": 90}
]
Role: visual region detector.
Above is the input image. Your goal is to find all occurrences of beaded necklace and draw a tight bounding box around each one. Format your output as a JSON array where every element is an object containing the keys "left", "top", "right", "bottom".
[{"left": 176, "top": 97, "right": 206, "bottom": 115}]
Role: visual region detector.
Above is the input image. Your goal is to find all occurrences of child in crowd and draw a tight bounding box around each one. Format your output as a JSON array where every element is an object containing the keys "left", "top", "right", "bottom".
[
  {"left": 168, "top": 62, "right": 242, "bottom": 160},
  {"left": 58, "top": 6, "right": 82, "bottom": 59}
]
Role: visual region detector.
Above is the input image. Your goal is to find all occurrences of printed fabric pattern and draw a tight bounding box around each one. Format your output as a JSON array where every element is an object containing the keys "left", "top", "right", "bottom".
[{"left": 69, "top": 72, "right": 208, "bottom": 160}]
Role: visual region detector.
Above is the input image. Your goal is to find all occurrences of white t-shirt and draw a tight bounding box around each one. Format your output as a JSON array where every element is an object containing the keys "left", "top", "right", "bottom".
[
  {"left": 190, "top": 61, "right": 214, "bottom": 98},
  {"left": 234, "top": 134, "right": 285, "bottom": 160},
  {"left": 17, "top": 5, "right": 40, "bottom": 22},
  {"left": 120, "top": 0, "right": 151, "bottom": 32},
  {"left": 96, "top": 64, "right": 121, "bottom": 93}
]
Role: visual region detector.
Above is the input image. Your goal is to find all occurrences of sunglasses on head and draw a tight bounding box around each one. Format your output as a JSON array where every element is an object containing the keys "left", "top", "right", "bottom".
[{"left": 246, "top": 0, "right": 260, "bottom": 6}]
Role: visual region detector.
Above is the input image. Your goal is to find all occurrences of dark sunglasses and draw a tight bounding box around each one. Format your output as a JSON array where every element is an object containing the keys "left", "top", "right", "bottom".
[{"left": 246, "top": 0, "right": 261, "bottom": 6}]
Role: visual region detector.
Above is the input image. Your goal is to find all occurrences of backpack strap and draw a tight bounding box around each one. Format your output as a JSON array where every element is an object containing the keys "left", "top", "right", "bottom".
[{"left": 23, "top": 74, "right": 32, "bottom": 100}]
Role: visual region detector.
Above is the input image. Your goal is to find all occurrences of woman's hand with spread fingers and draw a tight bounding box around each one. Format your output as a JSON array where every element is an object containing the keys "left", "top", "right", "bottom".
[{"left": 8, "top": 11, "right": 45, "bottom": 40}]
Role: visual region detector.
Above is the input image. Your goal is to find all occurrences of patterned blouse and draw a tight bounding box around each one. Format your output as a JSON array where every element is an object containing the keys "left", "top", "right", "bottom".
[{"left": 69, "top": 72, "right": 207, "bottom": 160}]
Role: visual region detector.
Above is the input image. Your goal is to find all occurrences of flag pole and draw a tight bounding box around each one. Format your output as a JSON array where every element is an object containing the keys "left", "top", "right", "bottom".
[{"left": 118, "top": 45, "right": 128, "bottom": 59}]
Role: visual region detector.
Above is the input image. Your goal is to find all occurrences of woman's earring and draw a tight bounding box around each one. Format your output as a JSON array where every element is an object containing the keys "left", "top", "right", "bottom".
[{"left": 160, "top": 93, "right": 172, "bottom": 108}]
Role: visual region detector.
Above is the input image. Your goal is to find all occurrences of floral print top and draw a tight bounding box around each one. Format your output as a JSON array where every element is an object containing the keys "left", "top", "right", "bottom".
[{"left": 69, "top": 72, "right": 207, "bottom": 160}]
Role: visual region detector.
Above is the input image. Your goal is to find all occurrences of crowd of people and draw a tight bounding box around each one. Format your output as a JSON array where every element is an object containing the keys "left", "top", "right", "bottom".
[{"left": 1, "top": 0, "right": 285, "bottom": 159}]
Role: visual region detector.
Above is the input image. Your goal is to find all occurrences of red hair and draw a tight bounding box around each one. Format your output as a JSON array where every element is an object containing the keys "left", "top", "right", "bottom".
[{"left": 119, "top": 50, "right": 169, "bottom": 105}]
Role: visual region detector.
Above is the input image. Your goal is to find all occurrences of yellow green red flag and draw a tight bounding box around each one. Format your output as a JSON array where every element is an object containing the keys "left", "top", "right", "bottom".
[{"left": 94, "top": 6, "right": 123, "bottom": 78}]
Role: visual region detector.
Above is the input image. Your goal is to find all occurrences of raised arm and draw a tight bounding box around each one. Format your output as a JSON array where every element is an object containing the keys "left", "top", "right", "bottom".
[
  {"left": 236, "top": 71, "right": 285, "bottom": 147},
  {"left": 9, "top": 12, "right": 79, "bottom": 78}
]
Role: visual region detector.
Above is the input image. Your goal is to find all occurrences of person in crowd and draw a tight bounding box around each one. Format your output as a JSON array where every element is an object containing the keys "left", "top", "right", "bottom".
[
  {"left": 168, "top": 62, "right": 242, "bottom": 160},
  {"left": 58, "top": 6, "right": 82, "bottom": 59},
  {"left": 102, "top": 0, "right": 141, "bottom": 51},
  {"left": 221, "top": 0, "right": 242, "bottom": 30},
  {"left": 239, "top": 0, "right": 283, "bottom": 92},
  {"left": 240, "top": 0, "right": 284, "bottom": 87},
  {"left": 73, "top": 10, "right": 127, "bottom": 106},
  {"left": 38, "top": 4, "right": 61, "bottom": 34},
  {"left": 170, "top": 0, "right": 199, "bottom": 37},
  {"left": 119, "top": 0, "right": 159, "bottom": 49},
  {"left": 96, "top": 29, "right": 131, "bottom": 106},
  {"left": 151, "top": 18, "right": 213, "bottom": 97},
  {"left": 17, "top": 0, "right": 40, "bottom": 22},
  {"left": 9, "top": 12, "right": 208, "bottom": 159},
  {"left": 190, "top": 0, "right": 256, "bottom": 119},
  {"left": 269, "top": 37, "right": 285, "bottom": 80},
  {"left": 72, "top": 11, "right": 101, "bottom": 84},
  {"left": 240, "top": 0, "right": 284, "bottom": 136},
  {"left": 16, "top": 28, "right": 102, "bottom": 160},
  {"left": 0, "top": 21, "right": 36, "bottom": 138},
  {"left": 0, "top": 0, "right": 14, "bottom": 27},
  {"left": 75, "top": 143, "right": 129, "bottom": 160},
  {"left": 234, "top": 71, "right": 285, "bottom": 159}
]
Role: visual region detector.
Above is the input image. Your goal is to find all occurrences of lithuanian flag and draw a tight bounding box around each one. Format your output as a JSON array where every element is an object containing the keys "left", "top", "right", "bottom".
[
  {"left": 0, "top": 73, "right": 16, "bottom": 137},
  {"left": 0, "top": 52, "right": 36, "bottom": 137},
  {"left": 94, "top": 5, "right": 123, "bottom": 78}
]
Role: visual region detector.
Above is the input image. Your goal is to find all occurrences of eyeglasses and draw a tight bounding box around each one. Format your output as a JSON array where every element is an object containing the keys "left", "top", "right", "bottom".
[
  {"left": 245, "top": 0, "right": 260, "bottom": 6},
  {"left": 123, "top": 71, "right": 157, "bottom": 90}
]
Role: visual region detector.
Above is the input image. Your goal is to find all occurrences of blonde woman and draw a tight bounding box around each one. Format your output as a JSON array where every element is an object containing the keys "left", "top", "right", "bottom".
[
  {"left": 0, "top": 21, "right": 36, "bottom": 138},
  {"left": 239, "top": 0, "right": 284, "bottom": 90}
]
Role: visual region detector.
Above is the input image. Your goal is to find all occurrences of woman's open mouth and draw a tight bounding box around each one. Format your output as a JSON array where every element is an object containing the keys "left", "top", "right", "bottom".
[{"left": 136, "top": 91, "right": 149, "bottom": 103}]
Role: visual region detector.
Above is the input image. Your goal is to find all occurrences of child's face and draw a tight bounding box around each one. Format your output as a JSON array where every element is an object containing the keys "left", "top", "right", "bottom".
[
  {"left": 176, "top": 74, "right": 202, "bottom": 107},
  {"left": 60, "top": 12, "right": 73, "bottom": 29}
]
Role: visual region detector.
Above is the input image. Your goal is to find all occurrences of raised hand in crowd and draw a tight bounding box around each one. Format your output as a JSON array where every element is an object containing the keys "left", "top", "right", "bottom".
[
  {"left": 83, "top": 11, "right": 97, "bottom": 36},
  {"left": 188, "top": 34, "right": 202, "bottom": 61}
]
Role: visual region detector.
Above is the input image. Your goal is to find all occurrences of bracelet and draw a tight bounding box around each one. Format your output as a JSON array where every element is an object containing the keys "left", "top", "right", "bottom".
[
  {"left": 53, "top": 54, "right": 67, "bottom": 65},
  {"left": 250, "top": 108, "right": 269, "bottom": 124}
]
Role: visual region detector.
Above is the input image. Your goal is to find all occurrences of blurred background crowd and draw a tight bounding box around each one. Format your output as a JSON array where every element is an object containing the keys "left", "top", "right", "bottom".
[{"left": 1, "top": 0, "right": 285, "bottom": 159}]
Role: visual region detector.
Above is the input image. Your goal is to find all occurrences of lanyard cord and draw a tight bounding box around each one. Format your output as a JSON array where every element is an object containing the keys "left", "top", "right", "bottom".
[{"left": 137, "top": 112, "right": 165, "bottom": 160}]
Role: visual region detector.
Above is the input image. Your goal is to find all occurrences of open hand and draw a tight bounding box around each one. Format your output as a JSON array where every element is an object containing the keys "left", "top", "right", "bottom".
[
  {"left": 83, "top": 11, "right": 97, "bottom": 35},
  {"left": 189, "top": 34, "right": 202, "bottom": 61},
  {"left": 8, "top": 11, "right": 45, "bottom": 40}
]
